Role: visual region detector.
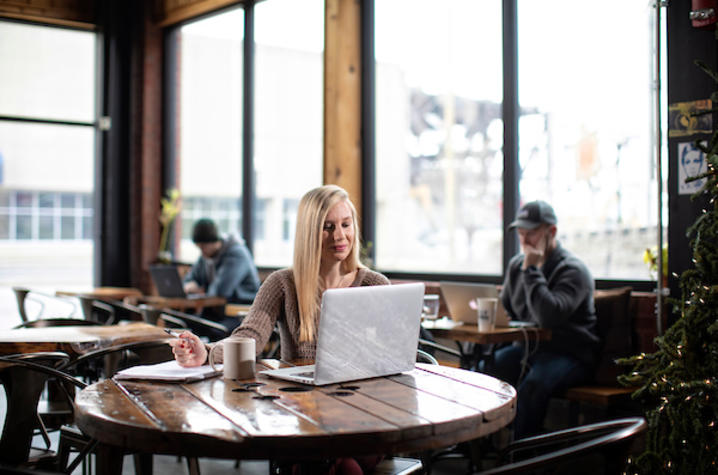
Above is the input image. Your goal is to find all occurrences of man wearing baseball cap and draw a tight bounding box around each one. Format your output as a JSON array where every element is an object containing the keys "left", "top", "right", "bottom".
[{"left": 485, "top": 200, "right": 600, "bottom": 439}]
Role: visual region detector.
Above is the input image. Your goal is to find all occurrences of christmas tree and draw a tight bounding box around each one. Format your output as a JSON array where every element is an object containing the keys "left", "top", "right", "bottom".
[{"left": 617, "top": 60, "right": 718, "bottom": 474}]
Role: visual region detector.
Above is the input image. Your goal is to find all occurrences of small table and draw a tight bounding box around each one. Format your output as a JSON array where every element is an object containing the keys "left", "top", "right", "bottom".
[
  {"left": 55, "top": 287, "right": 143, "bottom": 300},
  {"left": 128, "top": 295, "right": 226, "bottom": 313},
  {"left": 75, "top": 362, "right": 516, "bottom": 473},
  {"left": 422, "top": 319, "right": 552, "bottom": 344},
  {"left": 55, "top": 288, "right": 145, "bottom": 321},
  {"left": 0, "top": 322, "right": 169, "bottom": 357},
  {"left": 0, "top": 322, "right": 171, "bottom": 465},
  {"left": 422, "top": 319, "right": 552, "bottom": 369},
  {"left": 225, "top": 303, "right": 252, "bottom": 317}
]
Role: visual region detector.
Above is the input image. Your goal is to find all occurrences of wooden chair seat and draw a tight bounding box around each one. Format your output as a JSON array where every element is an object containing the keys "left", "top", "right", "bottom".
[{"left": 561, "top": 385, "right": 636, "bottom": 407}]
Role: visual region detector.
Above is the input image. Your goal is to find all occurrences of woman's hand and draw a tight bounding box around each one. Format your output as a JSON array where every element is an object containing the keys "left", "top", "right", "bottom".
[{"left": 168, "top": 331, "right": 208, "bottom": 367}]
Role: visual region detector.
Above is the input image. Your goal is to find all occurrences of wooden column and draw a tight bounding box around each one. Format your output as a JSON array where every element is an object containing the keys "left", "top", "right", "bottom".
[
  {"left": 130, "top": 0, "right": 164, "bottom": 293},
  {"left": 324, "top": 0, "right": 362, "bottom": 218}
]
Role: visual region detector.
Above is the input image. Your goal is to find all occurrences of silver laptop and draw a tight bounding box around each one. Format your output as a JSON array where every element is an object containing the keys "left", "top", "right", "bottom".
[
  {"left": 260, "top": 282, "right": 425, "bottom": 386},
  {"left": 440, "top": 281, "right": 510, "bottom": 327}
]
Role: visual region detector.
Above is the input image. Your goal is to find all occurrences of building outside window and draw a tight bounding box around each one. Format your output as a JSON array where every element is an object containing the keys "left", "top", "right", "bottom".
[
  {"left": 0, "top": 20, "right": 96, "bottom": 326},
  {"left": 517, "top": 0, "right": 664, "bottom": 280},
  {"left": 253, "top": 0, "right": 323, "bottom": 267},
  {"left": 173, "top": 0, "right": 323, "bottom": 266},
  {"left": 174, "top": 9, "right": 245, "bottom": 264},
  {"left": 374, "top": 0, "right": 504, "bottom": 275},
  {"left": 374, "top": 0, "right": 666, "bottom": 281}
]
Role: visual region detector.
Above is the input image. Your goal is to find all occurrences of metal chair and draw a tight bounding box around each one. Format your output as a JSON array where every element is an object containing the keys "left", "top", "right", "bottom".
[
  {"left": 418, "top": 337, "right": 463, "bottom": 361},
  {"left": 0, "top": 352, "right": 94, "bottom": 473},
  {"left": 76, "top": 296, "right": 145, "bottom": 325},
  {"left": 8, "top": 319, "right": 100, "bottom": 447},
  {"left": 158, "top": 308, "right": 232, "bottom": 341},
  {"left": 13, "top": 318, "right": 100, "bottom": 329},
  {"left": 60, "top": 338, "right": 174, "bottom": 382},
  {"left": 416, "top": 348, "right": 439, "bottom": 365},
  {"left": 420, "top": 416, "right": 647, "bottom": 475},
  {"left": 478, "top": 417, "right": 647, "bottom": 474},
  {"left": 12, "top": 287, "right": 77, "bottom": 323}
]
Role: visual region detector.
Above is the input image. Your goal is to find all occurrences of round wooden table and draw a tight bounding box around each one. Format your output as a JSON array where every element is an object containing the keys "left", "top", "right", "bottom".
[{"left": 75, "top": 362, "right": 516, "bottom": 473}]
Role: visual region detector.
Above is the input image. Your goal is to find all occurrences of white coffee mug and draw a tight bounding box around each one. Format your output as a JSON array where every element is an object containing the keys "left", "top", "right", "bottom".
[
  {"left": 476, "top": 297, "right": 498, "bottom": 332},
  {"left": 209, "top": 336, "right": 256, "bottom": 380}
]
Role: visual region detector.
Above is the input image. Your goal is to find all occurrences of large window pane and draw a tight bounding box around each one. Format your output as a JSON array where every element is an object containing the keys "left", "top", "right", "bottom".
[
  {"left": 375, "top": 0, "right": 503, "bottom": 275},
  {"left": 518, "top": 1, "right": 662, "bottom": 279},
  {"left": 0, "top": 21, "right": 95, "bottom": 328},
  {"left": 253, "top": 0, "right": 323, "bottom": 267},
  {"left": 0, "top": 21, "right": 95, "bottom": 122},
  {"left": 175, "top": 10, "right": 245, "bottom": 264}
]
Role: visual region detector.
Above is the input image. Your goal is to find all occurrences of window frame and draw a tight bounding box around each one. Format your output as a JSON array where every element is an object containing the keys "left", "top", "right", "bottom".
[
  {"left": 0, "top": 19, "right": 98, "bottom": 247},
  {"left": 163, "top": 3, "right": 256, "bottom": 254},
  {"left": 361, "top": 0, "right": 658, "bottom": 291},
  {"left": 162, "top": 1, "right": 659, "bottom": 291}
]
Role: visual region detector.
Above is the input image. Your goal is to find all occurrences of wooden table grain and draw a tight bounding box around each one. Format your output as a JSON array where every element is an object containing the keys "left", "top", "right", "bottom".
[
  {"left": 0, "top": 322, "right": 170, "bottom": 357},
  {"left": 127, "top": 295, "right": 226, "bottom": 313},
  {"left": 422, "top": 319, "right": 552, "bottom": 345},
  {"left": 0, "top": 322, "right": 171, "bottom": 466},
  {"left": 55, "top": 287, "right": 143, "bottom": 300},
  {"left": 75, "top": 362, "right": 516, "bottom": 473},
  {"left": 421, "top": 319, "right": 552, "bottom": 369}
]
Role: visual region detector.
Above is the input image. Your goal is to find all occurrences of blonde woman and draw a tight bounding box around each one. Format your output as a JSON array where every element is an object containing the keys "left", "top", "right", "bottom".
[{"left": 170, "top": 184, "right": 389, "bottom": 367}]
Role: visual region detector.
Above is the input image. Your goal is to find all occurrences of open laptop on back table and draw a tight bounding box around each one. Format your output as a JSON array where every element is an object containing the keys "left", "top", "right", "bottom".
[
  {"left": 440, "top": 281, "right": 514, "bottom": 327},
  {"left": 149, "top": 264, "right": 203, "bottom": 299},
  {"left": 260, "top": 282, "right": 425, "bottom": 386}
]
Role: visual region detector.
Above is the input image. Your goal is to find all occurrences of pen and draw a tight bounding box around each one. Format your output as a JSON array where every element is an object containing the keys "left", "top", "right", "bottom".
[{"left": 164, "top": 328, "right": 183, "bottom": 338}]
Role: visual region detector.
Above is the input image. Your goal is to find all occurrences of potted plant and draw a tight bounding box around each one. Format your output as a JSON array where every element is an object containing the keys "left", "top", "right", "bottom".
[{"left": 157, "top": 188, "right": 181, "bottom": 263}]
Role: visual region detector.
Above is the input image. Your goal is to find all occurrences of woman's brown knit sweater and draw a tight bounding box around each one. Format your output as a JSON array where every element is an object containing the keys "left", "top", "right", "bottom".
[{"left": 210, "top": 267, "right": 389, "bottom": 362}]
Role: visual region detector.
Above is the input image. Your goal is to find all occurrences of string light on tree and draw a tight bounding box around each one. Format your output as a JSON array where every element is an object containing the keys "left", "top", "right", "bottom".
[{"left": 617, "top": 58, "right": 718, "bottom": 475}]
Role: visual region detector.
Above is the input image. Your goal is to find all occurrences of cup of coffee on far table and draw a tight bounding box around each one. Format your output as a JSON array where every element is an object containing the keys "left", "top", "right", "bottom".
[{"left": 476, "top": 297, "right": 498, "bottom": 332}]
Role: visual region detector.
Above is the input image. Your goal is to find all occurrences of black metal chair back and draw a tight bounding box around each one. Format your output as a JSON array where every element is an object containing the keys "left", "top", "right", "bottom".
[{"left": 479, "top": 417, "right": 647, "bottom": 474}]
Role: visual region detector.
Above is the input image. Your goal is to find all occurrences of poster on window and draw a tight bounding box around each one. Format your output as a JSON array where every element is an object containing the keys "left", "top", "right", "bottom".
[
  {"left": 669, "top": 100, "right": 712, "bottom": 137},
  {"left": 678, "top": 141, "right": 707, "bottom": 195}
]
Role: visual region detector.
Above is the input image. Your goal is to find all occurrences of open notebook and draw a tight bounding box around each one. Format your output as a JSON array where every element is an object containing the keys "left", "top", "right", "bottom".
[{"left": 114, "top": 360, "right": 221, "bottom": 382}]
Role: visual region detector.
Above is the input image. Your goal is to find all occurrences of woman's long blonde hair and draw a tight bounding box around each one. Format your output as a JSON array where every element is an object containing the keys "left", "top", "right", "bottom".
[{"left": 293, "top": 185, "right": 364, "bottom": 342}]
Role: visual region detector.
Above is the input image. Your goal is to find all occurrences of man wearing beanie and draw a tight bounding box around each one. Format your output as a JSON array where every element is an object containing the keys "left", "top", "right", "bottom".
[
  {"left": 483, "top": 200, "right": 600, "bottom": 439},
  {"left": 184, "top": 218, "right": 260, "bottom": 331}
]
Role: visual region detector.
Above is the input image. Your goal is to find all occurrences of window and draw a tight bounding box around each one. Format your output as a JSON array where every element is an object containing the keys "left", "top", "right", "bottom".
[
  {"left": 374, "top": 0, "right": 504, "bottom": 275},
  {"left": 517, "top": 0, "right": 663, "bottom": 279},
  {"left": 253, "top": 0, "right": 323, "bottom": 267},
  {"left": 174, "top": 9, "right": 245, "bottom": 264},
  {"left": 171, "top": 1, "right": 323, "bottom": 267},
  {"left": 0, "top": 20, "right": 96, "bottom": 321},
  {"left": 373, "top": 0, "right": 665, "bottom": 282}
]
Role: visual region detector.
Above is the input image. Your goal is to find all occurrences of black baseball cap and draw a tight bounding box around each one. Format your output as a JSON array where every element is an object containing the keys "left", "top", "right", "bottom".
[{"left": 508, "top": 200, "right": 557, "bottom": 230}]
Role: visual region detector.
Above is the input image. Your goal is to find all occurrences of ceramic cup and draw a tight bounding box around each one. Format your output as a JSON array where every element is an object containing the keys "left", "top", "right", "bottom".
[
  {"left": 476, "top": 297, "right": 498, "bottom": 332},
  {"left": 209, "top": 336, "right": 256, "bottom": 380}
]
